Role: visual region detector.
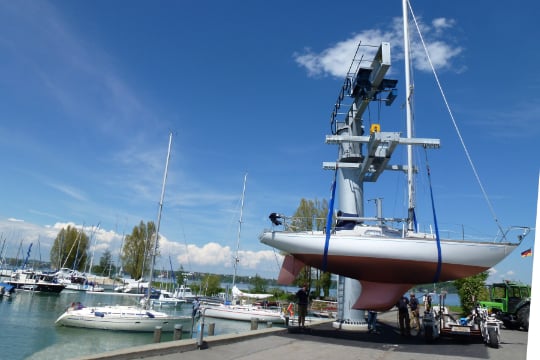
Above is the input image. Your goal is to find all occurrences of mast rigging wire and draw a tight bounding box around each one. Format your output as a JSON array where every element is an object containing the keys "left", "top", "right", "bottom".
[{"left": 407, "top": 0, "right": 506, "bottom": 240}]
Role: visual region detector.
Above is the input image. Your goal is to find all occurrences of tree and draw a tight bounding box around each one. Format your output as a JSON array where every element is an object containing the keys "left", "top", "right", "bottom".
[
  {"left": 251, "top": 274, "right": 267, "bottom": 293},
  {"left": 319, "top": 271, "right": 332, "bottom": 298},
  {"left": 121, "top": 220, "right": 156, "bottom": 280},
  {"left": 199, "top": 273, "right": 222, "bottom": 296},
  {"left": 50, "top": 225, "right": 89, "bottom": 271},
  {"left": 290, "top": 198, "right": 328, "bottom": 232},
  {"left": 291, "top": 198, "right": 332, "bottom": 297},
  {"left": 94, "top": 249, "right": 115, "bottom": 276},
  {"left": 453, "top": 271, "right": 490, "bottom": 314}
]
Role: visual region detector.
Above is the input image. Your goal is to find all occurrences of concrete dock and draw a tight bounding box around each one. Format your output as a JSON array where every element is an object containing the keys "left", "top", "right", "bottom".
[{"left": 72, "top": 310, "right": 529, "bottom": 360}]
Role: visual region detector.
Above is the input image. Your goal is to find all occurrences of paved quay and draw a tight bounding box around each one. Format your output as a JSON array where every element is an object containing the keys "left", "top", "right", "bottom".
[{"left": 72, "top": 309, "right": 529, "bottom": 360}]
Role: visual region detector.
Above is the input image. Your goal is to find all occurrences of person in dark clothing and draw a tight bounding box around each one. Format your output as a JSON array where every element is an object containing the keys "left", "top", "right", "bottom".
[
  {"left": 192, "top": 297, "right": 200, "bottom": 318},
  {"left": 296, "top": 284, "right": 309, "bottom": 328},
  {"left": 367, "top": 310, "right": 379, "bottom": 334},
  {"left": 409, "top": 293, "right": 420, "bottom": 330},
  {"left": 396, "top": 295, "right": 411, "bottom": 336}
]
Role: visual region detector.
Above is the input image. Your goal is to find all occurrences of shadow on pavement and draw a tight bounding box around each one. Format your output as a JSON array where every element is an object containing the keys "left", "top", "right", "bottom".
[{"left": 281, "top": 318, "right": 489, "bottom": 359}]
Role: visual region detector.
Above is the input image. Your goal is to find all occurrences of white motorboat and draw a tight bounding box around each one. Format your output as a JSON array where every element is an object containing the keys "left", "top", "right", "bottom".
[
  {"left": 259, "top": 0, "right": 530, "bottom": 312},
  {"left": 55, "top": 268, "right": 104, "bottom": 292},
  {"left": 8, "top": 269, "right": 65, "bottom": 293},
  {"left": 148, "top": 290, "right": 186, "bottom": 307},
  {"left": 172, "top": 284, "right": 197, "bottom": 303},
  {"left": 55, "top": 302, "right": 191, "bottom": 332},
  {"left": 113, "top": 278, "right": 149, "bottom": 294}
]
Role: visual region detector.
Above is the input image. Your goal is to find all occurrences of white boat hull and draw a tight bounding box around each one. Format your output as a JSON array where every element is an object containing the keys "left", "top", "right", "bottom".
[
  {"left": 55, "top": 305, "right": 192, "bottom": 332},
  {"left": 260, "top": 227, "right": 519, "bottom": 310},
  {"left": 202, "top": 304, "right": 284, "bottom": 323},
  {"left": 261, "top": 229, "right": 517, "bottom": 283}
]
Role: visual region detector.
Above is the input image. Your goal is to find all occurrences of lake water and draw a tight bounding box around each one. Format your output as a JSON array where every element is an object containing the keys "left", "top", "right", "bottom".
[
  {"left": 0, "top": 290, "right": 273, "bottom": 360},
  {"left": 0, "top": 287, "right": 460, "bottom": 360}
]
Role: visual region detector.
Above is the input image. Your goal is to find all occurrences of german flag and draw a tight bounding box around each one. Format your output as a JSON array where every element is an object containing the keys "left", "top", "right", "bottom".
[{"left": 521, "top": 248, "right": 532, "bottom": 257}]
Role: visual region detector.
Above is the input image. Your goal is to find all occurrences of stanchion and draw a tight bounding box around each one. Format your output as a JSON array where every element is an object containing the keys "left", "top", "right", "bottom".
[
  {"left": 208, "top": 322, "right": 215, "bottom": 336},
  {"left": 250, "top": 317, "right": 259, "bottom": 330},
  {"left": 285, "top": 315, "right": 289, "bottom": 327},
  {"left": 153, "top": 326, "right": 162, "bottom": 343},
  {"left": 266, "top": 321, "right": 272, "bottom": 328},
  {"left": 197, "top": 309, "right": 206, "bottom": 349},
  {"left": 174, "top": 324, "right": 183, "bottom": 340}
]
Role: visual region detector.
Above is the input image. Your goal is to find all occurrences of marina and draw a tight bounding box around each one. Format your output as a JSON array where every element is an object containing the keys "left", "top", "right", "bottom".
[
  {"left": 0, "top": 285, "right": 460, "bottom": 360},
  {"left": 0, "top": 289, "right": 282, "bottom": 360}
]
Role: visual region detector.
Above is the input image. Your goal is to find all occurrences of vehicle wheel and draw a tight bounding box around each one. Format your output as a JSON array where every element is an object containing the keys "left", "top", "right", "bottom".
[
  {"left": 517, "top": 304, "right": 530, "bottom": 331},
  {"left": 424, "top": 326, "right": 433, "bottom": 342},
  {"left": 503, "top": 320, "right": 515, "bottom": 330},
  {"left": 487, "top": 328, "right": 499, "bottom": 348}
]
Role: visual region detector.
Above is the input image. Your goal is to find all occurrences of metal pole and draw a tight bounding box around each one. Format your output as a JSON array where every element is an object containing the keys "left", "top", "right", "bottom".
[{"left": 197, "top": 309, "right": 206, "bottom": 349}]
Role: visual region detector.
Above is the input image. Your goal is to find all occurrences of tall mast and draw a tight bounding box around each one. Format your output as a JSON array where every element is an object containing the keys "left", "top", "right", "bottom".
[
  {"left": 146, "top": 131, "right": 173, "bottom": 306},
  {"left": 231, "top": 173, "right": 247, "bottom": 291},
  {"left": 403, "top": 0, "right": 415, "bottom": 231}
]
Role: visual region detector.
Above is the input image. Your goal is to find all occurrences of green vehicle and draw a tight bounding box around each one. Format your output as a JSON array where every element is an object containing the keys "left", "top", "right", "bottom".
[{"left": 479, "top": 281, "right": 530, "bottom": 331}]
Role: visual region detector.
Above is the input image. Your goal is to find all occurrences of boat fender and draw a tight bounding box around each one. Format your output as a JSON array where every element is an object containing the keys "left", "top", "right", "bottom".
[
  {"left": 287, "top": 303, "right": 294, "bottom": 317},
  {"left": 146, "top": 311, "right": 155, "bottom": 318},
  {"left": 94, "top": 312, "right": 105, "bottom": 317}
]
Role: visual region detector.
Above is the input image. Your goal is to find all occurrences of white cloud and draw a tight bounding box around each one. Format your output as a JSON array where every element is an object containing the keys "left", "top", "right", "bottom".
[{"left": 294, "top": 16, "right": 462, "bottom": 78}]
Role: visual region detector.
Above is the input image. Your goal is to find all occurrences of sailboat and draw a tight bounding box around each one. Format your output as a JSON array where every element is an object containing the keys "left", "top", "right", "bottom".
[
  {"left": 259, "top": 0, "right": 530, "bottom": 315},
  {"left": 201, "top": 174, "right": 285, "bottom": 323},
  {"left": 56, "top": 133, "right": 192, "bottom": 332}
]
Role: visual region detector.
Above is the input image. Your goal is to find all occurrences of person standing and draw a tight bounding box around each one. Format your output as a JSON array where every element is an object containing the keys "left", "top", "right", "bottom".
[
  {"left": 192, "top": 297, "right": 201, "bottom": 318},
  {"left": 409, "top": 293, "right": 420, "bottom": 330},
  {"left": 296, "top": 284, "right": 309, "bottom": 328},
  {"left": 367, "top": 310, "right": 379, "bottom": 334},
  {"left": 396, "top": 295, "right": 411, "bottom": 336}
]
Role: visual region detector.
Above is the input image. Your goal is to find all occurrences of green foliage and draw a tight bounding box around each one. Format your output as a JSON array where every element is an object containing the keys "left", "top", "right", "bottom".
[
  {"left": 295, "top": 266, "right": 311, "bottom": 289},
  {"left": 199, "top": 274, "right": 222, "bottom": 296},
  {"left": 319, "top": 271, "right": 332, "bottom": 298},
  {"left": 290, "top": 198, "right": 328, "bottom": 232},
  {"left": 121, "top": 220, "right": 156, "bottom": 280},
  {"left": 290, "top": 197, "right": 333, "bottom": 298},
  {"left": 453, "top": 271, "right": 489, "bottom": 315},
  {"left": 92, "top": 249, "right": 116, "bottom": 276},
  {"left": 251, "top": 274, "right": 267, "bottom": 293},
  {"left": 50, "top": 225, "right": 89, "bottom": 271}
]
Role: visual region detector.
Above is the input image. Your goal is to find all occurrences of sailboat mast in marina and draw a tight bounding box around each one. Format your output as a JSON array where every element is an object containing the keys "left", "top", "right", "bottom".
[
  {"left": 146, "top": 131, "right": 173, "bottom": 307},
  {"left": 55, "top": 132, "right": 193, "bottom": 332},
  {"left": 259, "top": 0, "right": 530, "bottom": 326},
  {"left": 230, "top": 173, "right": 247, "bottom": 301},
  {"left": 200, "top": 173, "right": 285, "bottom": 323}
]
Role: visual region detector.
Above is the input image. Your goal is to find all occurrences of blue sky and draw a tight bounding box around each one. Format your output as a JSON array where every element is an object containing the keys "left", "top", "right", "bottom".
[{"left": 0, "top": 0, "right": 537, "bottom": 283}]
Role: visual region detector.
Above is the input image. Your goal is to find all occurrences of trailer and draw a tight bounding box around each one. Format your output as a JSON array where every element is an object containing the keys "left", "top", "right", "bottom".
[{"left": 422, "top": 293, "right": 502, "bottom": 348}]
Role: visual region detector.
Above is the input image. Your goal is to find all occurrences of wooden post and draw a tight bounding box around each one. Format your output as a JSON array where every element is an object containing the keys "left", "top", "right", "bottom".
[
  {"left": 250, "top": 317, "right": 259, "bottom": 330},
  {"left": 174, "top": 324, "right": 183, "bottom": 340},
  {"left": 153, "top": 326, "right": 162, "bottom": 343},
  {"left": 208, "top": 322, "right": 215, "bottom": 336}
]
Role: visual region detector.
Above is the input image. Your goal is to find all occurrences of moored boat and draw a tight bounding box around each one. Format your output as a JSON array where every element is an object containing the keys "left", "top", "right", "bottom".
[
  {"left": 201, "top": 175, "right": 285, "bottom": 324},
  {"left": 172, "top": 284, "right": 197, "bottom": 303},
  {"left": 55, "top": 302, "right": 191, "bottom": 332},
  {"left": 0, "top": 282, "right": 15, "bottom": 297},
  {"left": 55, "top": 133, "right": 192, "bottom": 332},
  {"left": 202, "top": 299, "right": 285, "bottom": 323},
  {"left": 7, "top": 269, "right": 65, "bottom": 293}
]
